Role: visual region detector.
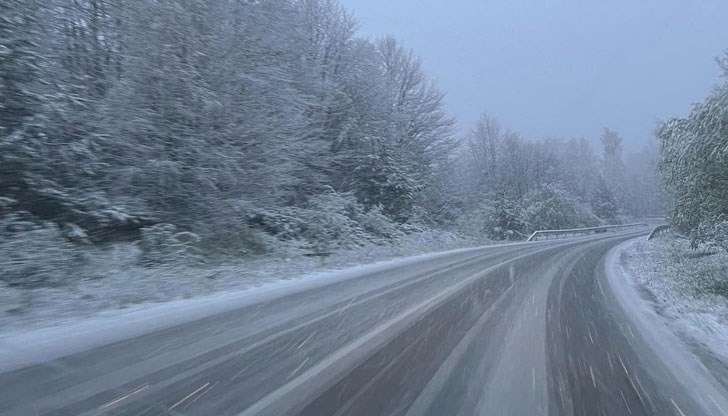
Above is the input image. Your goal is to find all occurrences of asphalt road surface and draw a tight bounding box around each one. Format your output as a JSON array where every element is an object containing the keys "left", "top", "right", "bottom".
[{"left": 2, "top": 230, "right": 728, "bottom": 415}]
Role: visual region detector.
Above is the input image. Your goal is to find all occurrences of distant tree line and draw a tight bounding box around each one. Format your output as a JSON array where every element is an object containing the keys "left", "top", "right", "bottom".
[{"left": 451, "top": 114, "right": 662, "bottom": 240}]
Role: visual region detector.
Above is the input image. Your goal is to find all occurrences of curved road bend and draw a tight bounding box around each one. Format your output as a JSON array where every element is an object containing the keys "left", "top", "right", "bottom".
[{"left": 1, "top": 230, "right": 727, "bottom": 415}]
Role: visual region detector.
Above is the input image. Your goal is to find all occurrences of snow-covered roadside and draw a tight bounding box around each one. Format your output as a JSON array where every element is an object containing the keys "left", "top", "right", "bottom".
[
  {"left": 0, "top": 230, "right": 482, "bottom": 334},
  {"left": 0, "top": 241, "right": 495, "bottom": 373},
  {"left": 619, "top": 235, "right": 728, "bottom": 374}
]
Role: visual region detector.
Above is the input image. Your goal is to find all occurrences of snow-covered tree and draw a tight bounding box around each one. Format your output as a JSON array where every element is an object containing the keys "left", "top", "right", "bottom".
[
  {"left": 592, "top": 176, "right": 620, "bottom": 223},
  {"left": 522, "top": 186, "right": 594, "bottom": 232},
  {"left": 658, "top": 53, "right": 728, "bottom": 249},
  {"left": 0, "top": 0, "right": 42, "bottom": 135},
  {"left": 600, "top": 128, "right": 629, "bottom": 213}
]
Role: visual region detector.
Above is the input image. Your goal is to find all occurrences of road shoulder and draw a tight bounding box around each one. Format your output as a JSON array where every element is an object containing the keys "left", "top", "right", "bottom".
[
  {"left": 607, "top": 237, "right": 728, "bottom": 414},
  {"left": 0, "top": 245, "right": 490, "bottom": 373},
  {"left": 620, "top": 236, "right": 728, "bottom": 386}
]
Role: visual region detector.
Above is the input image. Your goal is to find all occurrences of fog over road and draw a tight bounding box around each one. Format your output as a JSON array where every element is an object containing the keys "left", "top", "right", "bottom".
[{"left": 2, "top": 230, "right": 728, "bottom": 416}]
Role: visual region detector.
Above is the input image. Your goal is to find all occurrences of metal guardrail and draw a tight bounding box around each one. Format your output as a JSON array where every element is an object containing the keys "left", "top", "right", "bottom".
[
  {"left": 526, "top": 222, "right": 650, "bottom": 242},
  {"left": 647, "top": 224, "right": 672, "bottom": 240}
]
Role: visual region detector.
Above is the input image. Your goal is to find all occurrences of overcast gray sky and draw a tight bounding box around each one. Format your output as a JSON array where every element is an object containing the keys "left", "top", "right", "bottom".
[{"left": 339, "top": 0, "right": 728, "bottom": 149}]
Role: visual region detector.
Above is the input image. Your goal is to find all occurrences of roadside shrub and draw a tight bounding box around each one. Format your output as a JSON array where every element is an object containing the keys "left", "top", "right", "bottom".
[
  {"left": 138, "top": 224, "right": 202, "bottom": 265},
  {"left": 459, "top": 194, "right": 526, "bottom": 241},
  {"left": 0, "top": 214, "right": 80, "bottom": 287},
  {"left": 197, "top": 220, "right": 268, "bottom": 257},
  {"left": 695, "top": 220, "right": 728, "bottom": 253},
  {"left": 521, "top": 186, "right": 599, "bottom": 232},
  {"left": 192, "top": 201, "right": 268, "bottom": 256},
  {"left": 251, "top": 190, "right": 370, "bottom": 250},
  {"left": 248, "top": 191, "right": 404, "bottom": 250},
  {"left": 356, "top": 205, "right": 402, "bottom": 242},
  {"left": 297, "top": 192, "right": 367, "bottom": 250}
]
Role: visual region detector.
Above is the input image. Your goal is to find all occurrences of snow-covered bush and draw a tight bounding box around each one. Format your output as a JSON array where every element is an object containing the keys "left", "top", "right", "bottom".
[
  {"left": 0, "top": 215, "right": 80, "bottom": 287},
  {"left": 355, "top": 205, "right": 402, "bottom": 243},
  {"left": 248, "top": 191, "right": 403, "bottom": 250},
  {"left": 190, "top": 200, "right": 268, "bottom": 256},
  {"left": 296, "top": 191, "right": 368, "bottom": 250},
  {"left": 138, "top": 224, "right": 202, "bottom": 265},
  {"left": 456, "top": 194, "right": 526, "bottom": 241},
  {"left": 197, "top": 220, "right": 268, "bottom": 257},
  {"left": 695, "top": 220, "right": 728, "bottom": 253},
  {"left": 521, "top": 186, "right": 598, "bottom": 232},
  {"left": 456, "top": 205, "right": 494, "bottom": 240}
]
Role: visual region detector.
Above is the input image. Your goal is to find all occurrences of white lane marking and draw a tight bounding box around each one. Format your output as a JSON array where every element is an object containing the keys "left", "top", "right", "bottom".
[
  {"left": 169, "top": 382, "right": 210, "bottom": 411},
  {"left": 337, "top": 297, "right": 358, "bottom": 316},
  {"left": 633, "top": 374, "right": 654, "bottom": 409},
  {"left": 288, "top": 357, "right": 310, "bottom": 380},
  {"left": 589, "top": 365, "right": 597, "bottom": 388},
  {"left": 707, "top": 394, "right": 728, "bottom": 416},
  {"left": 182, "top": 381, "right": 218, "bottom": 410},
  {"left": 620, "top": 390, "right": 633, "bottom": 415},
  {"left": 606, "top": 350, "right": 614, "bottom": 372},
  {"left": 297, "top": 331, "right": 317, "bottom": 350},
  {"left": 98, "top": 383, "right": 149, "bottom": 410},
  {"left": 670, "top": 398, "right": 686, "bottom": 416}
]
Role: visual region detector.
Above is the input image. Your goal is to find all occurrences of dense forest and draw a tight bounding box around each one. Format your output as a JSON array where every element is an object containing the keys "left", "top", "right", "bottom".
[{"left": 2, "top": 0, "right": 664, "bottom": 286}]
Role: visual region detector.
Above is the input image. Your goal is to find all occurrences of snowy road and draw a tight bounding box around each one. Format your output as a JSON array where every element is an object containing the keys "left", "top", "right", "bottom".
[{"left": 2, "top": 230, "right": 728, "bottom": 415}]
